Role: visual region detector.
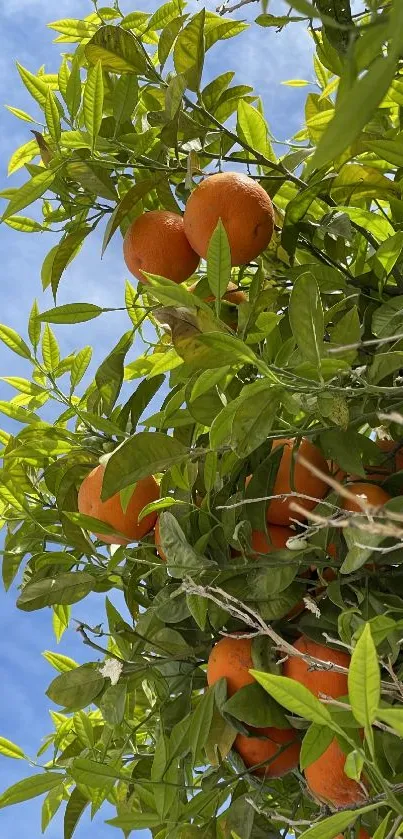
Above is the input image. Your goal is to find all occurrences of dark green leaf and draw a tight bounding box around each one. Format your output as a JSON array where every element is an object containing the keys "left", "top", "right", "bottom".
[
  {"left": 223, "top": 683, "right": 289, "bottom": 728},
  {"left": 64, "top": 787, "right": 89, "bottom": 839},
  {"left": 103, "top": 432, "right": 188, "bottom": 497},
  {"left": 46, "top": 665, "right": 105, "bottom": 710},
  {"left": 300, "top": 723, "right": 334, "bottom": 770},
  {"left": 17, "top": 572, "right": 95, "bottom": 611}
]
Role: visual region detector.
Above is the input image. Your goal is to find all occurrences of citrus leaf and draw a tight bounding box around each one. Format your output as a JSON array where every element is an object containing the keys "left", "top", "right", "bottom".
[
  {"left": 46, "top": 665, "right": 105, "bottom": 710},
  {"left": 206, "top": 219, "right": 231, "bottom": 307},
  {"left": 0, "top": 773, "right": 62, "bottom": 809},
  {"left": 85, "top": 25, "right": 148, "bottom": 74},
  {"left": 0, "top": 737, "right": 25, "bottom": 760},
  {"left": 102, "top": 432, "right": 188, "bottom": 497},
  {"left": 2, "top": 170, "right": 56, "bottom": 221},
  {"left": 39, "top": 303, "right": 103, "bottom": 324},
  {"left": 348, "top": 623, "right": 380, "bottom": 728},
  {"left": 17, "top": 572, "right": 95, "bottom": 611},
  {"left": 83, "top": 60, "right": 104, "bottom": 150},
  {"left": 289, "top": 272, "right": 324, "bottom": 367},
  {"left": 251, "top": 672, "right": 335, "bottom": 727}
]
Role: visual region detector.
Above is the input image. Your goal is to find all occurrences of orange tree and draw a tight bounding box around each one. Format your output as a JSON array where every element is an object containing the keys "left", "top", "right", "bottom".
[{"left": 3, "top": 1, "right": 403, "bottom": 837}]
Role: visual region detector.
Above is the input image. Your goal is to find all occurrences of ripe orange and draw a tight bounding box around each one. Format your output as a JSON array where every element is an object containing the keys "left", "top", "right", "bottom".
[
  {"left": 283, "top": 635, "right": 350, "bottom": 699},
  {"left": 266, "top": 438, "right": 331, "bottom": 526},
  {"left": 305, "top": 737, "right": 366, "bottom": 807},
  {"left": 183, "top": 172, "right": 274, "bottom": 266},
  {"left": 154, "top": 517, "right": 167, "bottom": 562},
  {"left": 342, "top": 482, "right": 391, "bottom": 513},
  {"left": 249, "top": 525, "right": 295, "bottom": 555},
  {"left": 123, "top": 210, "right": 199, "bottom": 284},
  {"left": 207, "top": 636, "right": 255, "bottom": 698},
  {"left": 336, "top": 831, "right": 370, "bottom": 839},
  {"left": 78, "top": 464, "right": 159, "bottom": 545},
  {"left": 234, "top": 725, "right": 300, "bottom": 778}
]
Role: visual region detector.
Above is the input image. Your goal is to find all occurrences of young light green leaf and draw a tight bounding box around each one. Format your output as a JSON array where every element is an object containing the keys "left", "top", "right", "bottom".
[
  {"left": 8, "top": 139, "right": 39, "bottom": 175},
  {"left": 307, "top": 54, "right": 399, "bottom": 174},
  {"left": 85, "top": 25, "right": 148, "bottom": 74},
  {"left": 45, "top": 88, "right": 61, "bottom": 142},
  {"left": 298, "top": 804, "right": 380, "bottom": 839},
  {"left": 251, "top": 671, "right": 335, "bottom": 727},
  {"left": 41, "top": 783, "right": 64, "bottom": 834},
  {"left": 174, "top": 9, "right": 205, "bottom": 92},
  {"left": 206, "top": 219, "right": 231, "bottom": 308},
  {"left": 0, "top": 324, "right": 32, "bottom": 360},
  {"left": 65, "top": 56, "right": 82, "bottom": 119},
  {"left": 0, "top": 773, "right": 62, "bottom": 809},
  {"left": 52, "top": 603, "right": 71, "bottom": 643},
  {"left": 289, "top": 272, "right": 324, "bottom": 368},
  {"left": 188, "top": 686, "right": 215, "bottom": 763},
  {"left": 2, "top": 170, "right": 56, "bottom": 221},
  {"left": 348, "top": 623, "right": 380, "bottom": 728},
  {"left": 237, "top": 100, "right": 274, "bottom": 159},
  {"left": 83, "top": 60, "right": 104, "bottom": 150},
  {"left": 113, "top": 74, "right": 138, "bottom": 127},
  {"left": 0, "top": 737, "right": 25, "bottom": 760},
  {"left": 70, "top": 346, "right": 92, "bottom": 389},
  {"left": 42, "top": 324, "right": 60, "bottom": 370},
  {"left": 39, "top": 303, "right": 103, "bottom": 324},
  {"left": 43, "top": 650, "right": 78, "bottom": 672},
  {"left": 376, "top": 707, "right": 403, "bottom": 736}
]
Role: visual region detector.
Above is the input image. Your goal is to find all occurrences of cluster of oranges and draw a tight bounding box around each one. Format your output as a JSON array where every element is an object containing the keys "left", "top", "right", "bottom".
[{"left": 122, "top": 170, "right": 274, "bottom": 291}]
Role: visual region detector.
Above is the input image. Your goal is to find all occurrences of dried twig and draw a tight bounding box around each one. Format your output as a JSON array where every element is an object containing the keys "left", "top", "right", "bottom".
[{"left": 216, "top": 0, "right": 258, "bottom": 15}]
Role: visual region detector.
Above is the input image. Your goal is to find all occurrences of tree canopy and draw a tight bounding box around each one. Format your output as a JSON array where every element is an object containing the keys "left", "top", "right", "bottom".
[{"left": 2, "top": 1, "right": 403, "bottom": 837}]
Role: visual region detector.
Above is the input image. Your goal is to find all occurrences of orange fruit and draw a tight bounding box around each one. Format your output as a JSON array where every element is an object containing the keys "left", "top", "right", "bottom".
[
  {"left": 207, "top": 635, "right": 254, "bottom": 698},
  {"left": 123, "top": 210, "right": 199, "bottom": 284},
  {"left": 189, "top": 279, "right": 247, "bottom": 307},
  {"left": 266, "top": 438, "right": 331, "bottom": 526},
  {"left": 249, "top": 525, "right": 295, "bottom": 555},
  {"left": 183, "top": 172, "right": 274, "bottom": 266},
  {"left": 342, "top": 482, "right": 391, "bottom": 513},
  {"left": 78, "top": 464, "right": 159, "bottom": 545},
  {"left": 305, "top": 737, "right": 366, "bottom": 808},
  {"left": 154, "top": 517, "right": 167, "bottom": 562},
  {"left": 283, "top": 635, "right": 350, "bottom": 699},
  {"left": 234, "top": 725, "right": 300, "bottom": 778},
  {"left": 336, "top": 831, "right": 370, "bottom": 839}
]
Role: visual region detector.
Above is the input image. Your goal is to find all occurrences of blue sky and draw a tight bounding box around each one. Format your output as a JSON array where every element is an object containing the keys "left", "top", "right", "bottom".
[{"left": 0, "top": 1, "right": 312, "bottom": 836}]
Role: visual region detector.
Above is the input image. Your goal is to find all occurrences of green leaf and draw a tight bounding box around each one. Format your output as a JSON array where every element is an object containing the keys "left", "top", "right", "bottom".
[
  {"left": 83, "top": 60, "right": 104, "bottom": 150},
  {"left": 42, "top": 324, "right": 60, "bottom": 370},
  {"left": 2, "top": 170, "right": 56, "bottom": 221},
  {"left": 17, "top": 572, "right": 95, "bottom": 611},
  {"left": 0, "top": 773, "right": 62, "bottom": 809},
  {"left": 186, "top": 593, "right": 208, "bottom": 630},
  {"left": 106, "top": 813, "right": 163, "bottom": 830},
  {"left": 371, "top": 232, "right": 403, "bottom": 280},
  {"left": 165, "top": 72, "right": 187, "bottom": 119},
  {"left": 348, "top": 623, "right": 380, "bottom": 730},
  {"left": 159, "top": 16, "right": 187, "bottom": 68},
  {"left": 5, "top": 105, "right": 36, "bottom": 124},
  {"left": 223, "top": 683, "right": 289, "bottom": 728},
  {"left": 377, "top": 707, "right": 403, "bottom": 736},
  {"left": 298, "top": 805, "right": 381, "bottom": 839},
  {"left": 7, "top": 139, "right": 39, "bottom": 175},
  {"left": 102, "top": 175, "right": 162, "bottom": 253},
  {"left": 151, "top": 732, "right": 178, "bottom": 820},
  {"left": 71, "top": 346, "right": 92, "bottom": 389},
  {"left": 41, "top": 783, "right": 64, "bottom": 834},
  {"left": 16, "top": 62, "right": 57, "bottom": 109},
  {"left": 43, "top": 650, "right": 78, "bottom": 672},
  {"left": 0, "top": 737, "right": 25, "bottom": 760},
  {"left": 4, "top": 215, "right": 44, "bottom": 233},
  {"left": 300, "top": 723, "right": 334, "bottom": 770},
  {"left": 39, "top": 303, "right": 103, "bottom": 324},
  {"left": 28, "top": 299, "right": 41, "bottom": 350},
  {"left": 65, "top": 56, "right": 82, "bottom": 119},
  {"left": 125, "top": 373, "right": 165, "bottom": 429},
  {"left": 94, "top": 330, "right": 133, "bottom": 414},
  {"left": 372, "top": 295, "right": 403, "bottom": 338},
  {"left": 99, "top": 682, "right": 127, "bottom": 725},
  {"left": 289, "top": 272, "right": 324, "bottom": 367},
  {"left": 188, "top": 686, "right": 215, "bottom": 762},
  {"left": 0, "top": 324, "right": 32, "bottom": 360},
  {"left": 53, "top": 603, "right": 71, "bottom": 643},
  {"left": 369, "top": 351, "right": 403, "bottom": 385},
  {"left": 46, "top": 665, "right": 105, "bottom": 710},
  {"left": 174, "top": 9, "right": 205, "bottom": 92},
  {"left": 113, "top": 74, "right": 138, "bottom": 127},
  {"left": 85, "top": 25, "right": 148, "bottom": 74},
  {"left": 344, "top": 749, "right": 364, "bottom": 782},
  {"left": 157, "top": 511, "right": 215, "bottom": 577},
  {"left": 64, "top": 787, "right": 89, "bottom": 839},
  {"left": 206, "top": 219, "right": 231, "bottom": 308},
  {"left": 45, "top": 88, "right": 61, "bottom": 142},
  {"left": 307, "top": 54, "right": 399, "bottom": 174},
  {"left": 102, "top": 432, "right": 188, "bottom": 497},
  {"left": 251, "top": 672, "right": 335, "bottom": 727},
  {"left": 237, "top": 100, "right": 273, "bottom": 159},
  {"left": 70, "top": 758, "right": 119, "bottom": 789},
  {"left": 51, "top": 228, "right": 91, "bottom": 299}
]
